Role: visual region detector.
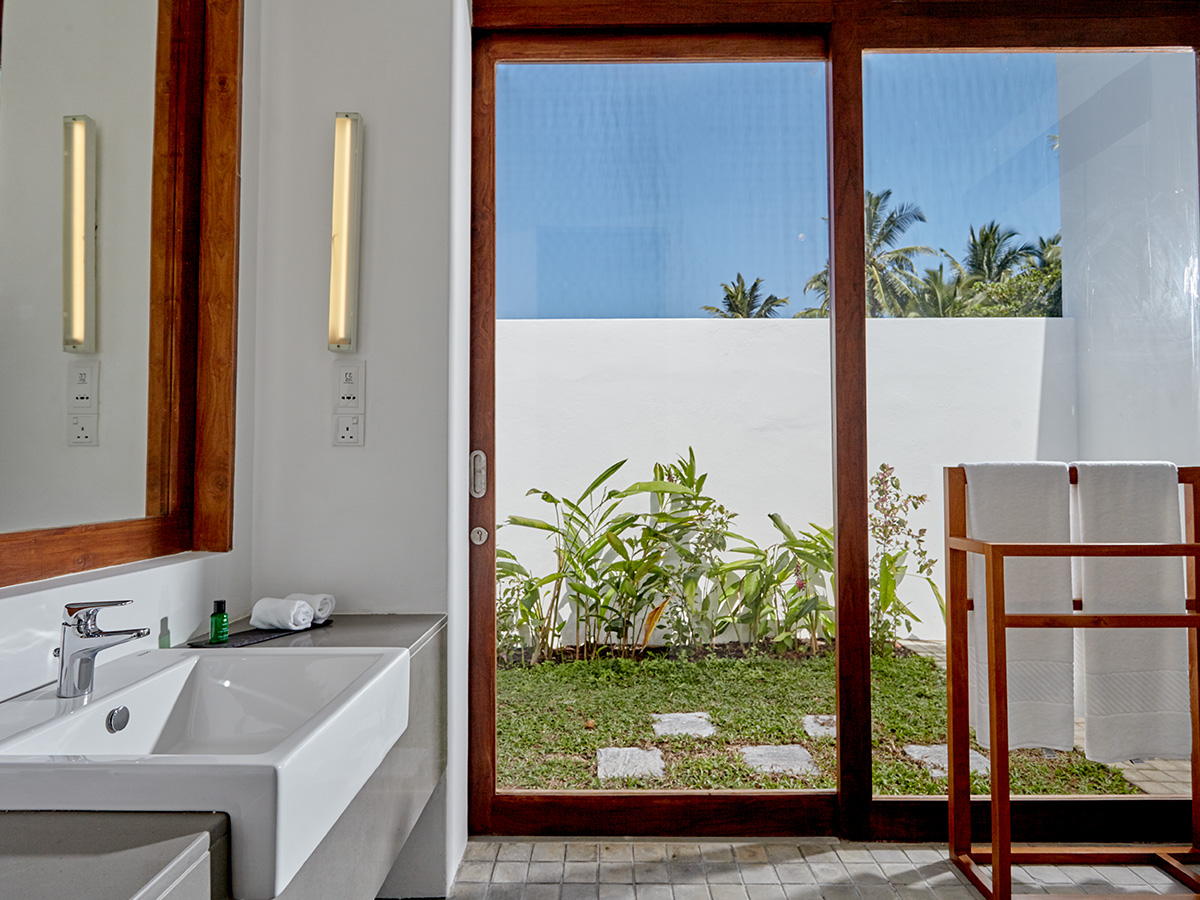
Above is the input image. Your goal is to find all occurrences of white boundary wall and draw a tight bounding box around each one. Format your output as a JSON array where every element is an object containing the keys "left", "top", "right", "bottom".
[{"left": 497, "top": 317, "right": 1078, "bottom": 639}]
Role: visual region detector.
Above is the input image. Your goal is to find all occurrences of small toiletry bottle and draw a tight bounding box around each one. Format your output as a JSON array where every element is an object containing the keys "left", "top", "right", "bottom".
[{"left": 210, "top": 599, "right": 229, "bottom": 644}]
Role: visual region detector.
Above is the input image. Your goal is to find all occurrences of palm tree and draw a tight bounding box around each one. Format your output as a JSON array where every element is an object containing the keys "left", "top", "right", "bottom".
[
  {"left": 1030, "top": 232, "right": 1061, "bottom": 269},
  {"left": 907, "top": 257, "right": 979, "bottom": 318},
  {"left": 964, "top": 221, "right": 1035, "bottom": 282},
  {"left": 801, "top": 189, "right": 934, "bottom": 317},
  {"left": 701, "top": 274, "right": 790, "bottom": 318}
]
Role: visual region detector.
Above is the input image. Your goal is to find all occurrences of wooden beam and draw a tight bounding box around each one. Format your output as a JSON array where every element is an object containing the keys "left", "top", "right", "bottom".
[
  {"left": 469, "top": 34, "right": 500, "bottom": 835},
  {"left": 828, "top": 17, "right": 871, "bottom": 841},
  {"left": 490, "top": 791, "right": 838, "bottom": 836}
]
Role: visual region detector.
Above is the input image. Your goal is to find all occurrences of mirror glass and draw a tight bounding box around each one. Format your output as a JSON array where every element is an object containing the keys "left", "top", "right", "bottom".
[{"left": 0, "top": 0, "right": 158, "bottom": 532}]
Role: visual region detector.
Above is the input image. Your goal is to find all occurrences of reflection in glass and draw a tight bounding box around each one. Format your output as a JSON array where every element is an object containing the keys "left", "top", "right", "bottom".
[{"left": 863, "top": 51, "right": 1199, "bottom": 797}]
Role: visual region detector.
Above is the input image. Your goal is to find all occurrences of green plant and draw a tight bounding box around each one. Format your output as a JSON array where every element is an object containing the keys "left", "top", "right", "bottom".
[
  {"left": 867, "top": 462, "right": 939, "bottom": 653},
  {"left": 495, "top": 548, "right": 542, "bottom": 662},
  {"left": 773, "top": 520, "right": 836, "bottom": 655},
  {"left": 711, "top": 514, "right": 835, "bottom": 654},
  {"left": 644, "top": 449, "right": 737, "bottom": 651},
  {"left": 506, "top": 459, "right": 693, "bottom": 660}
]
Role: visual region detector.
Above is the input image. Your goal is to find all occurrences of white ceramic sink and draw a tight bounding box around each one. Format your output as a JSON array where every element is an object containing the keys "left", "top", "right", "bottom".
[{"left": 0, "top": 646, "right": 410, "bottom": 899}]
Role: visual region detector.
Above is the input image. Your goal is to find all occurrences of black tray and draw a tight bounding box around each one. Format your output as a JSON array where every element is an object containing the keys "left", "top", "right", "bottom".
[{"left": 187, "top": 617, "right": 334, "bottom": 648}]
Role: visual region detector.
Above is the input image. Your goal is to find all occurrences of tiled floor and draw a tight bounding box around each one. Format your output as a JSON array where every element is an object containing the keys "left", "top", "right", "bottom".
[{"left": 450, "top": 840, "right": 1193, "bottom": 900}]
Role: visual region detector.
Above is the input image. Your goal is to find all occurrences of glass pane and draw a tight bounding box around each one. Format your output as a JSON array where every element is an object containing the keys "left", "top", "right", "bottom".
[
  {"left": 494, "top": 61, "right": 836, "bottom": 790},
  {"left": 863, "top": 51, "right": 1200, "bottom": 797}
]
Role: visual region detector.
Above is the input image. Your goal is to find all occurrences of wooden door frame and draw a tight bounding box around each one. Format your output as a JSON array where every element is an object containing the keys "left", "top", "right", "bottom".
[{"left": 469, "top": 1, "right": 1200, "bottom": 842}]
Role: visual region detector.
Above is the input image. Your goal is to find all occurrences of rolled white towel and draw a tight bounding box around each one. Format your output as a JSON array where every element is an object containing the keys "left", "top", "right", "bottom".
[
  {"left": 250, "top": 597, "right": 314, "bottom": 631},
  {"left": 285, "top": 592, "right": 335, "bottom": 623}
]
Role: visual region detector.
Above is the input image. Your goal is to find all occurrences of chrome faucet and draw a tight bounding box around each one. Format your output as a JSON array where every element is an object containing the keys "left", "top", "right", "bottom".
[{"left": 56, "top": 601, "right": 151, "bottom": 699}]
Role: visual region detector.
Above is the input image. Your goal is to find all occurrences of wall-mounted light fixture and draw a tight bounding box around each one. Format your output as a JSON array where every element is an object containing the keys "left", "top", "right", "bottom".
[
  {"left": 63, "top": 114, "right": 96, "bottom": 353},
  {"left": 329, "top": 112, "right": 363, "bottom": 352}
]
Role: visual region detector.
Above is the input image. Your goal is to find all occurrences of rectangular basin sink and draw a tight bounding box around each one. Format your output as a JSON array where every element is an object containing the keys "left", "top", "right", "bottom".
[{"left": 0, "top": 646, "right": 410, "bottom": 899}]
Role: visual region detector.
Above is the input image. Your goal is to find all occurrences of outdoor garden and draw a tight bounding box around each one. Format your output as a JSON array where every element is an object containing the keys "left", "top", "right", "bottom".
[{"left": 495, "top": 451, "right": 1138, "bottom": 796}]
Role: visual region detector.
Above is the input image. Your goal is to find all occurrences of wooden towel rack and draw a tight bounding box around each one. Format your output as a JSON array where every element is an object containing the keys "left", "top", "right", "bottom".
[{"left": 944, "top": 465, "right": 1200, "bottom": 900}]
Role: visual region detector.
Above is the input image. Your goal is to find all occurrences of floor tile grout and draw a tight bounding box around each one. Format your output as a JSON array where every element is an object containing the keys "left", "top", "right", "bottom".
[{"left": 452, "top": 839, "right": 1193, "bottom": 900}]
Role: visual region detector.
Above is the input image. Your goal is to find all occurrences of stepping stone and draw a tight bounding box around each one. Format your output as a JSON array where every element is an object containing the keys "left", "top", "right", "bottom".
[
  {"left": 598, "top": 747, "right": 665, "bottom": 780},
  {"left": 740, "top": 745, "right": 820, "bottom": 776},
  {"left": 904, "top": 743, "right": 989, "bottom": 778},
  {"left": 803, "top": 714, "right": 837, "bottom": 738},
  {"left": 651, "top": 712, "right": 716, "bottom": 737}
]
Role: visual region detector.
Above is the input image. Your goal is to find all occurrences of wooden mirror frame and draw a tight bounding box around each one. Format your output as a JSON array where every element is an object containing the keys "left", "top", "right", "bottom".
[{"left": 0, "top": 0, "right": 241, "bottom": 588}]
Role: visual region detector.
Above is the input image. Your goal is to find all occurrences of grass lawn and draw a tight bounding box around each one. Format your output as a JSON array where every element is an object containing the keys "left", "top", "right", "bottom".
[{"left": 496, "top": 652, "right": 1138, "bottom": 794}]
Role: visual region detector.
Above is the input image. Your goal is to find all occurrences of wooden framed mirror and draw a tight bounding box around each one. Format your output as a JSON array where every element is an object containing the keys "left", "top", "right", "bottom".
[{"left": 0, "top": 0, "right": 241, "bottom": 587}]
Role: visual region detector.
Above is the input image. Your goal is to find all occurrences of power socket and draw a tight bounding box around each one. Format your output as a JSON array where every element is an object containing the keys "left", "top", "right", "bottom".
[
  {"left": 334, "top": 415, "right": 363, "bottom": 446},
  {"left": 68, "top": 415, "right": 98, "bottom": 446}
]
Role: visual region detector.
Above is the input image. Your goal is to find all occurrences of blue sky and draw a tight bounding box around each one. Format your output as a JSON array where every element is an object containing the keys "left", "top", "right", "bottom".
[{"left": 496, "top": 55, "right": 1062, "bottom": 319}]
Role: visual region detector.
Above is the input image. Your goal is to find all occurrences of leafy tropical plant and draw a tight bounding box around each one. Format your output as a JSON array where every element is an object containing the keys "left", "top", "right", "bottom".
[
  {"left": 505, "top": 459, "right": 695, "bottom": 660},
  {"left": 501, "top": 454, "right": 934, "bottom": 660},
  {"left": 701, "top": 273, "right": 790, "bottom": 319},
  {"left": 711, "top": 514, "right": 835, "bottom": 653},
  {"left": 644, "top": 449, "right": 737, "bottom": 651},
  {"left": 495, "top": 548, "right": 542, "bottom": 662}
]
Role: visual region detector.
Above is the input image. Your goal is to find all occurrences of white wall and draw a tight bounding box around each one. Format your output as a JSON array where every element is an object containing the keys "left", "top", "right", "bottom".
[
  {"left": 0, "top": 0, "right": 157, "bottom": 531},
  {"left": 244, "top": 0, "right": 469, "bottom": 893},
  {"left": 497, "top": 317, "right": 1078, "bottom": 639},
  {"left": 1058, "top": 53, "right": 1200, "bottom": 466}
]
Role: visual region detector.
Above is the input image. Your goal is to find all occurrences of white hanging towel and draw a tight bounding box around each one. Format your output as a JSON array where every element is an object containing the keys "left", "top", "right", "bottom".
[
  {"left": 963, "top": 462, "right": 1075, "bottom": 751},
  {"left": 1073, "top": 461, "right": 1189, "bottom": 763}
]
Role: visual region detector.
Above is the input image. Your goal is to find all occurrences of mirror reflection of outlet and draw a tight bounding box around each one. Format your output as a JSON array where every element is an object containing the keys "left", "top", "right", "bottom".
[
  {"left": 69, "top": 415, "right": 98, "bottom": 446},
  {"left": 334, "top": 415, "right": 363, "bottom": 446}
]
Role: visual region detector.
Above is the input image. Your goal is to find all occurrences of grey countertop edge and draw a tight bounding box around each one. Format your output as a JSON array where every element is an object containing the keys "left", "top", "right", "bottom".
[{"left": 129, "top": 831, "right": 210, "bottom": 900}]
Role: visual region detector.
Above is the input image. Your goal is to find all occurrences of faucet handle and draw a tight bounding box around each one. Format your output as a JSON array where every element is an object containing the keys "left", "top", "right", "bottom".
[{"left": 63, "top": 599, "right": 132, "bottom": 621}]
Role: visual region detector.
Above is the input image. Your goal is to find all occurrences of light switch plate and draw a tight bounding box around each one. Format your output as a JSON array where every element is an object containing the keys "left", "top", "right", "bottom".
[
  {"left": 334, "top": 361, "right": 364, "bottom": 411},
  {"left": 68, "top": 360, "right": 99, "bottom": 410}
]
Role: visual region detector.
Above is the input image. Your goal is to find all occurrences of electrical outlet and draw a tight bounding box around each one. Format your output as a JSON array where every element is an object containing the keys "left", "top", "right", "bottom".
[
  {"left": 68, "top": 415, "right": 98, "bottom": 446},
  {"left": 334, "top": 415, "right": 363, "bottom": 446},
  {"left": 334, "top": 362, "right": 364, "bottom": 411},
  {"left": 68, "top": 361, "right": 99, "bottom": 410}
]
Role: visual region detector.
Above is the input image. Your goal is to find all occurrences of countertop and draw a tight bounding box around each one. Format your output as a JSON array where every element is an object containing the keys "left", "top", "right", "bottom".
[{"left": 237, "top": 612, "right": 446, "bottom": 654}]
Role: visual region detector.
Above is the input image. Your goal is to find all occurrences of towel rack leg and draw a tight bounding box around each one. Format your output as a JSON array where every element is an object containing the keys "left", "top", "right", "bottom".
[{"left": 986, "top": 546, "right": 1012, "bottom": 900}]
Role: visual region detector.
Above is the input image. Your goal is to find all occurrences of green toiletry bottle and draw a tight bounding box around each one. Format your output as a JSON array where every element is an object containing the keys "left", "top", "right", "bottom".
[{"left": 210, "top": 599, "right": 229, "bottom": 644}]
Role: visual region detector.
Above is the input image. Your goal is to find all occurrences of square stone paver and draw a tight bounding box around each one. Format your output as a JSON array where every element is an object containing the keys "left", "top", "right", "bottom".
[
  {"left": 803, "top": 715, "right": 838, "bottom": 738},
  {"left": 903, "top": 744, "right": 988, "bottom": 779},
  {"left": 741, "top": 745, "right": 820, "bottom": 776},
  {"left": 652, "top": 712, "right": 717, "bottom": 737},
  {"left": 599, "top": 747, "right": 665, "bottom": 780}
]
